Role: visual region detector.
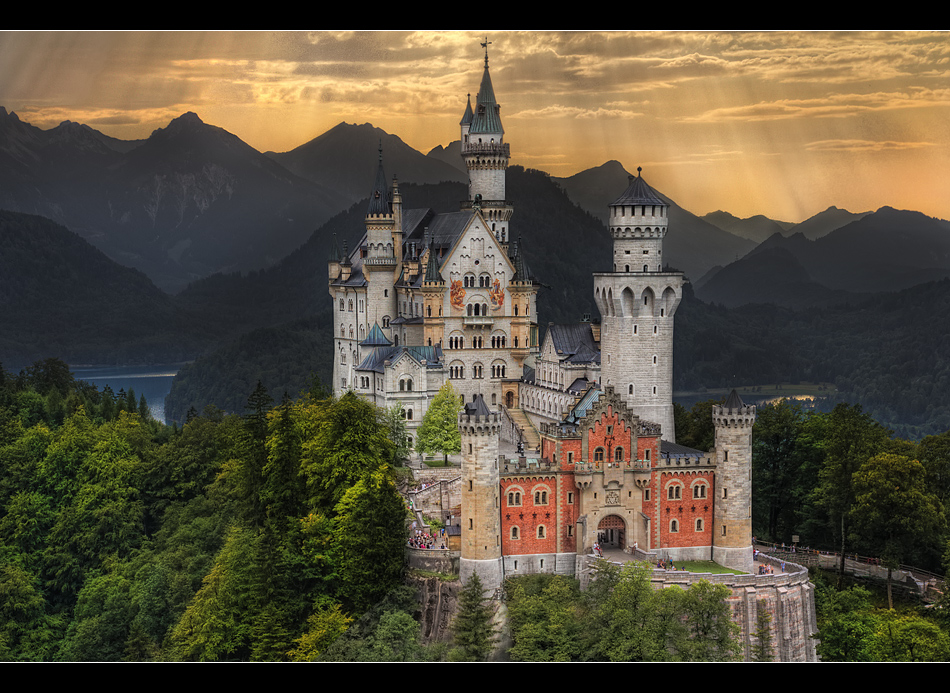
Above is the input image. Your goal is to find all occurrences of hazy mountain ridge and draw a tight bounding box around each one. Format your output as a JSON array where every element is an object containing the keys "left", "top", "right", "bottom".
[
  {"left": 266, "top": 122, "right": 467, "bottom": 206},
  {"left": 701, "top": 210, "right": 790, "bottom": 244},
  {"left": 554, "top": 161, "right": 758, "bottom": 281}
]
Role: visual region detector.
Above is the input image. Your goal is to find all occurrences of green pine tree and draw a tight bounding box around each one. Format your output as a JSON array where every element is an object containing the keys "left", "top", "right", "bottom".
[
  {"left": 451, "top": 573, "right": 496, "bottom": 661},
  {"left": 752, "top": 605, "right": 775, "bottom": 661}
]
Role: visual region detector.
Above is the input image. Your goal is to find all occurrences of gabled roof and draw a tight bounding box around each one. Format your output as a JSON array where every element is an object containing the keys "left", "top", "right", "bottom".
[
  {"left": 545, "top": 323, "right": 600, "bottom": 364},
  {"left": 610, "top": 168, "right": 665, "bottom": 207},
  {"left": 564, "top": 385, "right": 603, "bottom": 424},
  {"left": 355, "top": 345, "right": 444, "bottom": 374},
  {"left": 464, "top": 393, "right": 491, "bottom": 417}
]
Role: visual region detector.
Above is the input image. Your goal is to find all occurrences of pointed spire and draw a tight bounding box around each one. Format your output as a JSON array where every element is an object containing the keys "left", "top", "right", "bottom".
[
  {"left": 330, "top": 233, "right": 342, "bottom": 263},
  {"left": 470, "top": 39, "right": 503, "bottom": 135},
  {"left": 367, "top": 140, "right": 391, "bottom": 216},
  {"left": 723, "top": 389, "right": 746, "bottom": 410},
  {"left": 511, "top": 235, "right": 531, "bottom": 283},
  {"left": 424, "top": 228, "right": 443, "bottom": 283},
  {"left": 461, "top": 93, "right": 474, "bottom": 126}
]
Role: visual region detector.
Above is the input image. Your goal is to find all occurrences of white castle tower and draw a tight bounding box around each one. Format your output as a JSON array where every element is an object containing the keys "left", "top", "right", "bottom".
[
  {"left": 461, "top": 39, "right": 512, "bottom": 249},
  {"left": 593, "top": 169, "right": 684, "bottom": 441},
  {"left": 712, "top": 389, "right": 756, "bottom": 573}
]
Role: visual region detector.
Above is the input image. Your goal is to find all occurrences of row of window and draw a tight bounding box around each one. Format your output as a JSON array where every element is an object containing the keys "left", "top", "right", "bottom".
[
  {"left": 666, "top": 482, "right": 709, "bottom": 500},
  {"left": 446, "top": 335, "right": 510, "bottom": 349},
  {"left": 449, "top": 363, "right": 507, "bottom": 379},
  {"left": 506, "top": 489, "right": 554, "bottom": 506},
  {"left": 510, "top": 525, "right": 551, "bottom": 540},
  {"left": 590, "top": 447, "right": 651, "bottom": 463},
  {"left": 669, "top": 519, "right": 704, "bottom": 533},
  {"left": 462, "top": 273, "right": 494, "bottom": 288}
]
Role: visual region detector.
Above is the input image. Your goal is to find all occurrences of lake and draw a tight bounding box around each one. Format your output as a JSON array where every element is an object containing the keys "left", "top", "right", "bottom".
[{"left": 71, "top": 364, "right": 183, "bottom": 424}]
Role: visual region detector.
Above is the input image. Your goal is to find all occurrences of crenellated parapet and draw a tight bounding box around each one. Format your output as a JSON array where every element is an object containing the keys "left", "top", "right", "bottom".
[
  {"left": 458, "top": 411, "right": 502, "bottom": 436},
  {"left": 712, "top": 403, "right": 757, "bottom": 429}
]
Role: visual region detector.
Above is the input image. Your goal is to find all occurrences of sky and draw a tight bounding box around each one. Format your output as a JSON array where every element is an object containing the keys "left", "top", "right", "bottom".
[{"left": 3, "top": 30, "right": 950, "bottom": 223}]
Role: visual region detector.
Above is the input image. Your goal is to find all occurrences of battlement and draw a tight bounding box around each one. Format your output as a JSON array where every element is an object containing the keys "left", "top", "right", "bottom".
[
  {"left": 712, "top": 404, "right": 756, "bottom": 428},
  {"left": 462, "top": 141, "right": 510, "bottom": 157},
  {"left": 459, "top": 411, "right": 502, "bottom": 436}
]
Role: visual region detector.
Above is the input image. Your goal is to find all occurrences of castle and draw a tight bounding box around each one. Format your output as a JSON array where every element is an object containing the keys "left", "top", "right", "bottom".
[{"left": 329, "top": 45, "right": 756, "bottom": 588}]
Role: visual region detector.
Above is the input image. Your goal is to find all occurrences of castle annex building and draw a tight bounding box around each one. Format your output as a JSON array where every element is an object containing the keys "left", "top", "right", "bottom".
[{"left": 330, "top": 47, "right": 756, "bottom": 588}]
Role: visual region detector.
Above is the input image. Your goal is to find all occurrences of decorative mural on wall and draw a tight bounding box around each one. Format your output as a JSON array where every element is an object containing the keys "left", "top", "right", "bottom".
[
  {"left": 450, "top": 279, "right": 465, "bottom": 311},
  {"left": 489, "top": 278, "right": 505, "bottom": 310}
]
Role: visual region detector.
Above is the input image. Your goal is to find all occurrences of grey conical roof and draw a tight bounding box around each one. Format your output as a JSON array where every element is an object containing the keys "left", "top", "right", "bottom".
[
  {"left": 367, "top": 143, "right": 391, "bottom": 216},
  {"left": 460, "top": 94, "right": 473, "bottom": 125},
  {"left": 469, "top": 55, "right": 503, "bottom": 135},
  {"left": 723, "top": 389, "right": 746, "bottom": 410},
  {"left": 610, "top": 168, "right": 665, "bottom": 207}
]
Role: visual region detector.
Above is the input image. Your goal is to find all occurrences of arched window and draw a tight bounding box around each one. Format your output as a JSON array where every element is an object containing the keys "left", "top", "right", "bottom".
[
  {"left": 615, "top": 447, "right": 624, "bottom": 462},
  {"left": 537, "top": 526, "right": 546, "bottom": 539},
  {"left": 695, "top": 518, "right": 704, "bottom": 532},
  {"left": 670, "top": 519, "right": 679, "bottom": 533},
  {"left": 693, "top": 483, "right": 707, "bottom": 499},
  {"left": 667, "top": 483, "right": 682, "bottom": 500},
  {"left": 594, "top": 447, "right": 605, "bottom": 462}
]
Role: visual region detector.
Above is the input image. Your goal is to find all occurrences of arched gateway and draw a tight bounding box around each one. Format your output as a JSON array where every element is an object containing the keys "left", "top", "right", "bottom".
[{"left": 597, "top": 515, "right": 626, "bottom": 549}]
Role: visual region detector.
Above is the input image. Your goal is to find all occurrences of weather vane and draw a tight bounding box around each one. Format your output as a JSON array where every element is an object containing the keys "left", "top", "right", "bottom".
[{"left": 481, "top": 37, "right": 491, "bottom": 66}]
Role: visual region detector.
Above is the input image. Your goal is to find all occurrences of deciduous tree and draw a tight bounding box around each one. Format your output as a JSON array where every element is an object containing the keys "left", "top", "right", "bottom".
[{"left": 416, "top": 382, "right": 461, "bottom": 463}]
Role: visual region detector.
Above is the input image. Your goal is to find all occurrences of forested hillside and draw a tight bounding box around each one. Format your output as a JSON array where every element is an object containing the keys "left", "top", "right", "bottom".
[{"left": 0, "top": 360, "right": 418, "bottom": 661}]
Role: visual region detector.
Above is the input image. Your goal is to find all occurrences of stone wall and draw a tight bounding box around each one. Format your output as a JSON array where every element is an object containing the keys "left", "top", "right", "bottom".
[
  {"left": 410, "top": 473, "right": 461, "bottom": 521},
  {"left": 408, "top": 547, "right": 459, "bottom": 577},
  {"left": 576, "top": 555, "right": 818, "bottom": 662}
]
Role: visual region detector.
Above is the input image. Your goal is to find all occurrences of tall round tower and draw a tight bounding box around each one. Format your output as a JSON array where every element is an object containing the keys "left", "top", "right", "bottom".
[
  {"left": 712, "top": 390, "right": 756, "bottom": 573},
  {"left": 459, "top": 394, "right": 504, "bottom": 590},
  {"left": 593, "top": 169, "right": 683, "bottom": 441},
  {"left": 461, "top": 41, "right": 512, "bottom": 247}
]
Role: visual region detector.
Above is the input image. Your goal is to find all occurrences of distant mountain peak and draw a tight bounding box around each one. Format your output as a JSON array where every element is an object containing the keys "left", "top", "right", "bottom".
[{"left": 149, "top": 112, "right": 209, "bottom": 140}]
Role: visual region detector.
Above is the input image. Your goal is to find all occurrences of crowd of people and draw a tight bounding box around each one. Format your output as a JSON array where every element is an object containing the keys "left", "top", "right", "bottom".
[{"left": 407, "top": 528, "right": 446, "bottom": 550}]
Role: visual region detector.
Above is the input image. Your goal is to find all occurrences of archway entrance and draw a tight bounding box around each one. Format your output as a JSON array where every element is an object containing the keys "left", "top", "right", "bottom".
[
  {"left": 505, "top": 390, "right": 514, "bottom": 408},
  {"left": 597, "top": 515, "right": 626, "bottom": 549}
]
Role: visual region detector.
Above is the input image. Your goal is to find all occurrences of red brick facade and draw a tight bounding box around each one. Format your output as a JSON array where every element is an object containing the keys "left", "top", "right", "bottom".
[{"left": 505, "top": 387, "right": 715, "bottom": 560}]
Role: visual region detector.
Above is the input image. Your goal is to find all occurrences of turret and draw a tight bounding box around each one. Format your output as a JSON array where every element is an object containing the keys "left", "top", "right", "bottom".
[
  {"left": 459, "top": 394, "right": 504, "bottom": 591},
  {"left": 711, "top": 390, "right": 756, "bottom": 573},
  {"left": 608, "top": 167, "right": 669, "bottom": 274}
]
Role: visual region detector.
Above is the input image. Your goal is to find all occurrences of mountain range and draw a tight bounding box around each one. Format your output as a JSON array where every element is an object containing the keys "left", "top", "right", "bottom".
[{"left": 5, "top": 107, "right": 950, "bottom": 434}]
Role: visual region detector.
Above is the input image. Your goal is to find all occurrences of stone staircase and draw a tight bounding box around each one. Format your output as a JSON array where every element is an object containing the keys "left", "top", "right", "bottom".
[{"left": 507, "top": 407, "right": 541, "bottom": 451}]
